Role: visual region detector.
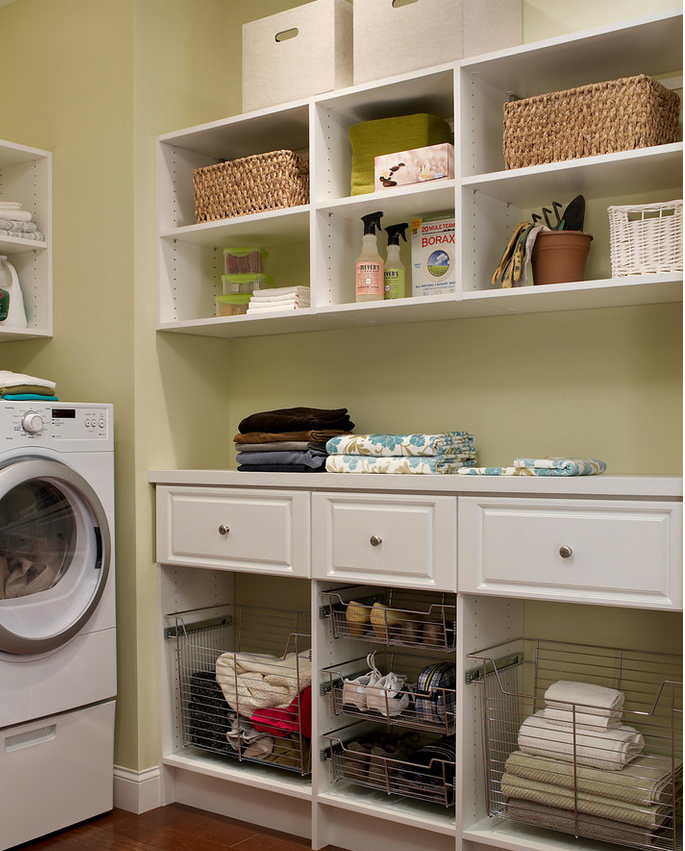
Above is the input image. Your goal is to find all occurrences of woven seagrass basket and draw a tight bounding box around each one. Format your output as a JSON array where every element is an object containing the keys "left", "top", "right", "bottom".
[
  {"left": 192, "top": 149, "right": 309, "bottom": 222},
  {"left": 608, "top": 200, "right": 683, "bottom": 277},
  {"left": 503, "top": 74, "right": 680, "bottom": 170}
]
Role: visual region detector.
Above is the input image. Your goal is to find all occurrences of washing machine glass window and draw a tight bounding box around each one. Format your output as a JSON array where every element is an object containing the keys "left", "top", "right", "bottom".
[{"left": 0, "top": 459, "right": 111, "bottom": 656}]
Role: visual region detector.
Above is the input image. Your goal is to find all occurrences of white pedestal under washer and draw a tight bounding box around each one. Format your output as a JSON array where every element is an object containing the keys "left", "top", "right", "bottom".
[{"left": 0, "top": 402, "right": 116, "bottom": 849}]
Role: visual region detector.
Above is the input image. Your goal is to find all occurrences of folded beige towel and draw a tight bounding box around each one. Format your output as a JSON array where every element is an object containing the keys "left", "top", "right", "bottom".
[
  {"left": 501, "top": 771, "right": 671, "bottom": 829},
  {"left": 505, "top": 750, "right": 682, "bottom": 807}
]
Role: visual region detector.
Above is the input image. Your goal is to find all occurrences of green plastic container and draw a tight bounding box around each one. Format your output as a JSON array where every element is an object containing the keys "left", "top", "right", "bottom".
[
  {"left": 221, "top": 273, "right": 274, "bottom": 294},
  {"left": 215, "top": 294, "right": 251, "bottom": 317},
  {"left": 223, "top": 247, "right": 268, "bottom": 274}
]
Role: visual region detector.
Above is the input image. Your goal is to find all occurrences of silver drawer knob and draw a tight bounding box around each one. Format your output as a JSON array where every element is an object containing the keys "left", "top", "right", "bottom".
[
  {"left": 559, "top": 545, "right": 573, "bottom": 559},
  {"left": 369, "top": 535, "right": 382, "bottom": 547},
  {"left": 218, "top": 525, "right": 231, "bottom": 536}
]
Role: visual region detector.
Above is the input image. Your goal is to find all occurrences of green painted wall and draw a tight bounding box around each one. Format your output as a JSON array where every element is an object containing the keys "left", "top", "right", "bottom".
[{"left": 0, "top": 0, "right": 680, "bottom": 778}]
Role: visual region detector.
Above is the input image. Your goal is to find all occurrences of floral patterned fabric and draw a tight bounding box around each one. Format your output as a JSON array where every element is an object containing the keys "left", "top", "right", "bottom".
[
  {"left": 458, "top": 458, "right": 606, "bottom": 476},
  {"left": 325, "top": 455, "right": 474, "bottom": 475},
  {"left": 325, "top": 432, "right": 475, "bottom": 459}
]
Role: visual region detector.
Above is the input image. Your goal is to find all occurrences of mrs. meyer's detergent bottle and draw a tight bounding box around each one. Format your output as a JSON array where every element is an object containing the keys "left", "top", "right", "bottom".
[{"left": 355, "top": 211, "right": 384, "bottom": 302}]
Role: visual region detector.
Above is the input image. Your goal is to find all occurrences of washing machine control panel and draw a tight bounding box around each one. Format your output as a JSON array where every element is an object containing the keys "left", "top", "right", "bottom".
[{"left": 0, "top": 403, "right": 113, "bottom": 450}]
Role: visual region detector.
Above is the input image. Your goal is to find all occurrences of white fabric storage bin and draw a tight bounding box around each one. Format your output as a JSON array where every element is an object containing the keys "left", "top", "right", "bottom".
[
  {"left": 354, "top": 0, "right": 522, "bottom": 85},
  {"left": 243, "top": 0, "right": 353, "bottom": 113}
]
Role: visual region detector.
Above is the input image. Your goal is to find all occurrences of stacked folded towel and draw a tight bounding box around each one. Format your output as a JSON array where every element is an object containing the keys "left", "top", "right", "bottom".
[
  {"left": 458, "top": 457, "right": 606, "bottom": 476},
  {"left": 502, "top": 680, "right": 681, "bottom": 848},
  {"left": 0, "top": 370, "right": 58, "bottom": 401},
  {"left": 0, "top": 202, "right": 45, "bottom": 241},
  {"left": 325, "top": 432, "right": 476, "bottom": 474},
  {"left": 235, "top": 406, "right": 354, "bottom": 472},
  {"left": 246, "top": 286, "right": 310, "bottom": 315}
]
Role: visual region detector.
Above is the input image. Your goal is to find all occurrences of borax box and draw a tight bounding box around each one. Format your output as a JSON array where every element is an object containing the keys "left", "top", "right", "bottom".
[{"left": 411, "top": 215, "right": 456, "bottom": 296}]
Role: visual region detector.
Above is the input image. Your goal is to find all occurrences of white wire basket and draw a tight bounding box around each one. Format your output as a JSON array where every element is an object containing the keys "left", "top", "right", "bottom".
[
  {"left": 608, "top": 200, "right": 683, "bottom": 277},
  {"left": 467, "top": 638, "right": 682, "bottom": 851}
]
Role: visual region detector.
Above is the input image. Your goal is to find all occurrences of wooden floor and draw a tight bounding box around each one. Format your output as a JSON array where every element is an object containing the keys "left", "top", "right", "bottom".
[{"left": 13, "top": 805, "right": 346, "bottom": 851}]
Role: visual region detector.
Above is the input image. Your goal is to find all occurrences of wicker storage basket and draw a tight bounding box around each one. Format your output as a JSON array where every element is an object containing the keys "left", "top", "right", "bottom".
[
  {"left": 503, "top": 74, "right": 680, "bottom": 170},
  {"left": 192, "top": 150, "right": 309, "bottom": 222},
  {"left": 608, "top": 200, "right": 683, "bottom": 277}
]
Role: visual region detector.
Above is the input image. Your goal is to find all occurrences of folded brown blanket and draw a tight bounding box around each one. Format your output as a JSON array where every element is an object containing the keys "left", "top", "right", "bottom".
[
  {"left": 237, "top": 408, "right": 355, "bottom": 434},
  {"left": 234, "top": 429, "right": 352, "bottom": 444},
  {"left": 506, "top": 797, "right": 670, "bottom": 849}
]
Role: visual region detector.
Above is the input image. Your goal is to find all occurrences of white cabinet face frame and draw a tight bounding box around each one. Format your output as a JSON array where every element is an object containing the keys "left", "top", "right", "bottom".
[
  {"left": 312, "top": 491, "right": 457, "bottom": 591},
  {"left": 458, "top": 496, "right": 683, "bottom": 609}
]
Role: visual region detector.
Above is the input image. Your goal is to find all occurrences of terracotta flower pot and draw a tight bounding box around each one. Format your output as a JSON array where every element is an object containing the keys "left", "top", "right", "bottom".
[{"left": 531, "top": 230, "right": 593, "bottom": 285}]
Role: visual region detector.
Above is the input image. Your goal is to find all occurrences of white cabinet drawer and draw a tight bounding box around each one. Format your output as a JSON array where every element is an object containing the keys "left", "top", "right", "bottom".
[
  {"left": 458, "top": 497, "right": 682, "bottom": 609},
  {"left": 156, "top": 486, "right": 310, "bottom": 576},
  {"left": 312, "top": 492, "right": 456, "bottom": 590}
]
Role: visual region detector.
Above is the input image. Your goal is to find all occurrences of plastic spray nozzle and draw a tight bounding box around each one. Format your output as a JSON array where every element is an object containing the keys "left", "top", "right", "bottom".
[
  {"left": 361, "top": 211, "right": 384, "bottom": 234},
  {"left": 385, "top": 223, "right": 408, "bottom": 245}
]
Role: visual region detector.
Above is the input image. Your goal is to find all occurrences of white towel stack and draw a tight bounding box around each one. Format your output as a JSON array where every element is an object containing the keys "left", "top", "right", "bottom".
[
  {"left": 247, "top": 286, "right": 310, "bottom": 315},
  {"left": 517, "top": 680, "right": 644, "bottom": 770},
  {"left": 0, "top": 202, "right": 45, "bottom": 241}
]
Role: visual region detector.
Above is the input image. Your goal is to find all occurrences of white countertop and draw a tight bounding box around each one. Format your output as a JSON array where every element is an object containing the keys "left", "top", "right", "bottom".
[{"left": 148, "top": 470, "right": 683, "bottom": 499}]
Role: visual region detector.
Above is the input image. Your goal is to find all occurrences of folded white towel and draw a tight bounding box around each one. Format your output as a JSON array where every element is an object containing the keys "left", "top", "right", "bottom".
[
  {"left": 544, "top": 680, "right": 624, "bottom": 729},
  {"left": 0, "top": 370, "right": 56, "bottom": 390},
  {"left": 0, "top": 209, "right": 32, "bottom": 222},
  {"left": 0, "top": 202, "right": 22, "bottom": 210},
  {"left": 250, "top": 294, "right": 310, "bottom": 305},
  {"left": 252, "top": 286, "right": 310, "bottom": 298},
  {"left": 518, "top": 709, "right": 644, "bottom": 770},
  {"left": 247, "top": 303, "right": 307, "bottom": 314}
]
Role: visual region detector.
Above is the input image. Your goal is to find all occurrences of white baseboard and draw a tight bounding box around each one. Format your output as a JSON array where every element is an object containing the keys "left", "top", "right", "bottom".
[{"left": 113, "top": 765, "right": 162, "bottom": 814}]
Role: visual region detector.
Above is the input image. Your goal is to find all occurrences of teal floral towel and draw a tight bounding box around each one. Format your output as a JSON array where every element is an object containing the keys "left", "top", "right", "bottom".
[
  {"left": 326, "top": 432, "right": 475, "bottom": 458},
  {"left": 458, "top": 458, "right": 606, "bottom": 476},
  {"left": 325, "top": 454, "right": 475, "bottom": 475},
  {"left": 514, "top": 457, "right": 607, "bottom": 476},
  {"left": 458, "top": 466, "right": 519, "bottom": 476}
]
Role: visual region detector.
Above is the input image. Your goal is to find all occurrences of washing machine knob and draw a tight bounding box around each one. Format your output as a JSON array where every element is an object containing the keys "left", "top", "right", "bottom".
[{"left": 22, "top": 411, "right": 44, "bottom": 434}]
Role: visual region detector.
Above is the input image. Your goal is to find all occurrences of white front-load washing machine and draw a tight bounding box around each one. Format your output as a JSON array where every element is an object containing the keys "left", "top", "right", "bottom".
[{"left": 0, "top": 402, "right": 116, "bottom": 849}]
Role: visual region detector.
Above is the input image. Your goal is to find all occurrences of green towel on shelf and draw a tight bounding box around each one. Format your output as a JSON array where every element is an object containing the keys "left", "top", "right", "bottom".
[{"left": 349, "top": 113, "right": 452, "bottom": 196}]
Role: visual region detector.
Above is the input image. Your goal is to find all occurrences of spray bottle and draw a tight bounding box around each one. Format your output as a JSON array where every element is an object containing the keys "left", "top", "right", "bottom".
[
  {"left": 355, "top": 211, "right": 384, "bottom": 303},
  {"left": 383, "top": 222, "right": 408, "bottom": 299}
]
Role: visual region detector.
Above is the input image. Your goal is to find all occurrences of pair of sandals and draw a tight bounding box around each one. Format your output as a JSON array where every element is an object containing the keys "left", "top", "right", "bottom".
[{"left": 341, "top": 652, "right": 413, "bottom": 717}]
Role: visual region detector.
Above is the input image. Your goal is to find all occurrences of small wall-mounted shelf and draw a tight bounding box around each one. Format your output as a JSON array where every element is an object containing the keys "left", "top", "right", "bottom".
[{"left": 0, "top": 138, "right": 52, "bottom": 340}]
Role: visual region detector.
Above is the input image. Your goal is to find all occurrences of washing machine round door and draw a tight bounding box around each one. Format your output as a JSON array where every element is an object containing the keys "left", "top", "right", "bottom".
[{"left": 0, "top": 458, "right": 111, "bottom": 656}]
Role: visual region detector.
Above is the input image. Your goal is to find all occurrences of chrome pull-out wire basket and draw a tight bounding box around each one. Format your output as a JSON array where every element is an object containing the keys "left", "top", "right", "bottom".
[
  {"left": 166, "top": 604, "right": 312, "bottom": 775},
  {"left": 324, "top": 731, "right": 456, "bottom": 808},
  {"left": 322, "top": 588, "right": 456, "bottom": 652},
  {"left": 322, "top": 651, "right": 456, "bottom": 736},
  {"left": 467, "top": 639, "right": 683, "bottom": 851}
]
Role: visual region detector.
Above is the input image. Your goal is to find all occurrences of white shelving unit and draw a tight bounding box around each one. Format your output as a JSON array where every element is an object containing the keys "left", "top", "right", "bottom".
[
  {"left": 149, "top": 471, "right": 683, "bottom": 851},
  {"left": 155, "top": 9, "right": 683, "bottom": 338},
  {"left": 0, "top": 138, "right": 52, "bottom": 340}
]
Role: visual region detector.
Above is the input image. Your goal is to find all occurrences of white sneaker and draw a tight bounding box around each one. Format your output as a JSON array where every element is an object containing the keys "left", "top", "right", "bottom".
[
  {"left": 341, "top": 652, "right": 382, "bottom": 711},
  {"left": 366, "top": 672, "right": 412, "bottom": 717}
]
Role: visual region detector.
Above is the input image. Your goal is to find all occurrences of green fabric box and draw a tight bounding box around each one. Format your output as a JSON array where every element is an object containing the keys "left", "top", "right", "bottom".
[{"left": 349, "top": 113, "right": 453, "bottom": 196}]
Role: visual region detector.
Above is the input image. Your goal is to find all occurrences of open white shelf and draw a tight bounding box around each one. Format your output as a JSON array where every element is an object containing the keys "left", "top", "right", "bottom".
[
  {"left": 0, "top": 138, "right": 52, "bottom": 340},
  {"left": 156, "top": 8, "right": 682, "bottom": 337}
]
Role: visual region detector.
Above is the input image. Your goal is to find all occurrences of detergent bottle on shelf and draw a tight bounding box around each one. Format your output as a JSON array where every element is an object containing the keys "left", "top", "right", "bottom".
[
  {"left": 0, "top": 256, "right": 27, "bottom": 328},
  {"left": 355, "top": 211, "right": 384, "bottom": 303},
  {"left": 383, "top": 222, "right": 409, "bottom": 299}
]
